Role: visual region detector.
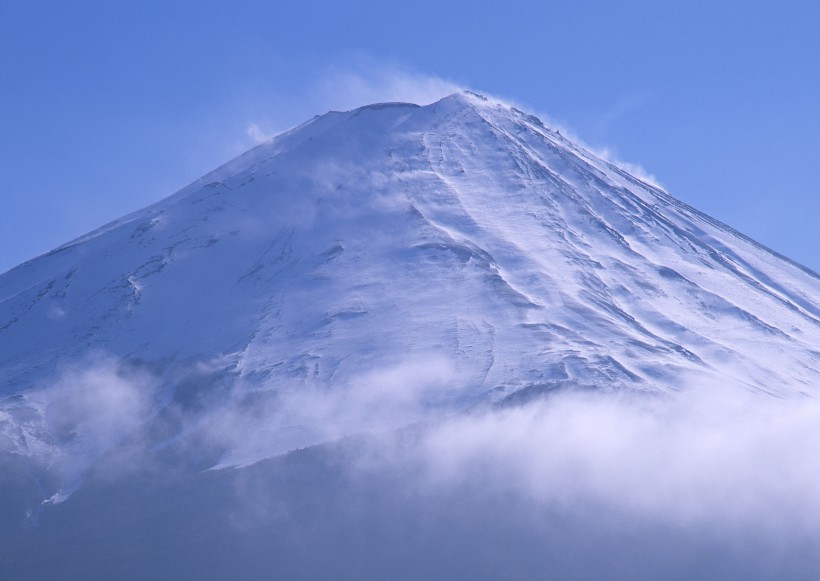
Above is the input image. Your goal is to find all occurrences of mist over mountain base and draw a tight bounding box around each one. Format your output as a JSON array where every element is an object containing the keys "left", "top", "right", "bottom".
[{"left": 2, "top": 385, "right": 820, "bottom": 580}]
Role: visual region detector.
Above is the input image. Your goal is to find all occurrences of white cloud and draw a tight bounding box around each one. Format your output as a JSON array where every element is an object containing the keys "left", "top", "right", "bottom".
[
  {"left": 238, "top": 62, "right": 462, "bottom": 154},
  {"left": 246, "top": 122, "right": 276, "bottom": 145},
  {"left": 206, "top": 355, "right": 458, "bottom": 468},
  {"left": 593, "top": 145, "right": 663, "bottom": 188},
  {"left": 206, "top": 376, "right": 820, "bottom": 576},
  {"left": 413, "top": 386, "right": 820, "bottom": 537},
  {"left": 14, "top": 347, "right": 820, "bottom": 574},
  {"left": 35, "top": 354, "right": 158, "bottom": 503},
  {"left": 310, "top": 62, "right": 462, "bottom": 111},
  {"left": 171, "top": 344, "right": 820, "bottom": 545}
]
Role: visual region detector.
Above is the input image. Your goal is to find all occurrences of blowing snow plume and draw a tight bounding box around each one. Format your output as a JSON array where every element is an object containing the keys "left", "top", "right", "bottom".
[{"left": 1, "top": 91, "right": 820, "bottom": 578}]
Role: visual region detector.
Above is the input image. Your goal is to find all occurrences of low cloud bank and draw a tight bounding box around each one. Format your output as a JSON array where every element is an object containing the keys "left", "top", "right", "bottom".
[
  {"left": 205, "top": 380, "right": 820, "bottom": 579},
  {"left": 17, "top": 351, "right": 820, "bottom": 539},
  {"left": 411, "top": 387, "right": 820, "bottom": 538},
  {"left": 197, "top": 359, "right": 820, "bottom": 546},
  {"left": 10, "top": 352, "right": 820, "bottom": 576}
]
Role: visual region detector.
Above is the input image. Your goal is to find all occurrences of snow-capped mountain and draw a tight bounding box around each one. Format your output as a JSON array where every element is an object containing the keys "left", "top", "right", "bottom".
[
  {"left": 2, "top": 90, "right": 820, "bottom": 470},
  {"left": 4, "top": 90, "right": 820, "bottom": 580}
]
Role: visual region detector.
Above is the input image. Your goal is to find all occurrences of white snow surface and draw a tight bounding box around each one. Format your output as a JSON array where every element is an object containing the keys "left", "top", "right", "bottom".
[{"left": 2, "top": 91, "right": 820, "bottom": 467}]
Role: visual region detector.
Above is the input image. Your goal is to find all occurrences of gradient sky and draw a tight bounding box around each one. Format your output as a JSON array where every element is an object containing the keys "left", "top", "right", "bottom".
[{"left": 2, "top": 0, "right": 818, "bottom": 274}]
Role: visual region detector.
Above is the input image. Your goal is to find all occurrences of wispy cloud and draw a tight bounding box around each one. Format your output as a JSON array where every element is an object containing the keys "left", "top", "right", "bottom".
[
  {"left": 310, "top": 61, "right": 462, "bottom": 111},
  {"left": 245, "top": 122, "right": 277, "bottom": 145},
  {"left": 36, "top": 354, "right": 159, "bottom": 503},
  {"left": 239, "top": 61, "right": 463, "bottom": 151},
  {"left": 592, "top": 145, "right": 663, "bottom": 187},
  {"left": 203, "top": 355, "right": 459, "bottom": 468}
]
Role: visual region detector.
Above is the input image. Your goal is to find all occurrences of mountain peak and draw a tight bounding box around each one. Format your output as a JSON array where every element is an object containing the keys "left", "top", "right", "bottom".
[
  {"left": 436, "top": 90, "right": 490, "bottom": 105},
  {"left": 427, "top": 89, "right": 504, "bottom": 113}
]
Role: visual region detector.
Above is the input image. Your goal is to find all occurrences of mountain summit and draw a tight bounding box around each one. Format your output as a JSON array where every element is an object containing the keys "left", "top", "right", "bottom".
[{"left": 2, "top": 90, "right": 820, "bottom": 464}]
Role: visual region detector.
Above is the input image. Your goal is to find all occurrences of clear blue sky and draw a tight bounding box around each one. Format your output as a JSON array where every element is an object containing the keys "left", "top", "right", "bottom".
[{"left": 2, "top": 0, "right": 818, "bottom": 273}]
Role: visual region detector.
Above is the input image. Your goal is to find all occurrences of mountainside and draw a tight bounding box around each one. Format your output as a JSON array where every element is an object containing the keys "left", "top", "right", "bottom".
[
  {"left": 4, "top": 91, "right": 820, "bottom": 579},
  {"left": 2, "top": 91, "right": 820, "bottom": 472}
]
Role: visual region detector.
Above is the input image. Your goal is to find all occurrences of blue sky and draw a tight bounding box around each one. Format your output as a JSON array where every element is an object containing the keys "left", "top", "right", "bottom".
[{"left": 2, "top": 0, "right": 818, "bottom": 273}]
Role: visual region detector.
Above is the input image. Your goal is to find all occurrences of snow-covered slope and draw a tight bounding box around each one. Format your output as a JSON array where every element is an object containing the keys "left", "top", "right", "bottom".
[{"left": 2, "top": 91, "right": 820, "bottom": 470}]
